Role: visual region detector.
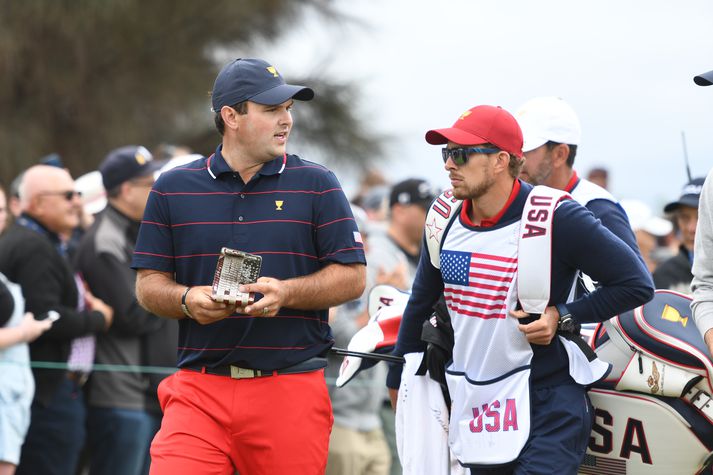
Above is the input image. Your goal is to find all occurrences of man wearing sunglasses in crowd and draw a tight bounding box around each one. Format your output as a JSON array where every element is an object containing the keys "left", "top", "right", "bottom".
[
  {"left": 0, "top": 164, "right": 114, "bottom": 475},
  {"left": 386, "top": 105, "right": 653, "bottom": 474}
]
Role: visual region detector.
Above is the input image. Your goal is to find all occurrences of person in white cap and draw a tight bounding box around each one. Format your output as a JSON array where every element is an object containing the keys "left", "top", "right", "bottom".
[{"left": 515, "top": 97, "right": 641, "bottom": 260}]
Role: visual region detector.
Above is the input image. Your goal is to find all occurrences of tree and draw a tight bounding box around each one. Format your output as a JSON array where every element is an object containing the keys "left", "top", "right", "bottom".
[{"left": 0, "top": 0, "right": 384, "bottom": 184}]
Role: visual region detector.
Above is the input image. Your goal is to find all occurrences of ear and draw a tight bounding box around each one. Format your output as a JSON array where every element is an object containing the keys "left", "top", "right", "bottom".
[
  {"left": 493, "top": 150, "right": 510, "bottom": 175},
  {"left": 220, "top": 105, "right": 242, "bottom": 132},
  {"left": 551, "top": 144, "right": 570, "bottom": 169}
]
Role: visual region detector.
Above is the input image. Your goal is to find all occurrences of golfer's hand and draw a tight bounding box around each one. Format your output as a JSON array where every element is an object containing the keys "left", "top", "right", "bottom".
[
  {"left": 240, "top": 277, "right": 288, "bottom": 317},
  {"left": 185, "top": 286, "right": 236, "bottom": 324}
]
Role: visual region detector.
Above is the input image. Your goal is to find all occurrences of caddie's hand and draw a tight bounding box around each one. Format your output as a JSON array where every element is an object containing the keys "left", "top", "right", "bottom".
[
  {"left": 510, "top": 306, "right": 559, "bottom": 345},
  {"left": 240, "top": 277, "right": 288, "bottom": 317},
  {"left": 705, "top": 328, "right": 713, "bottom": 358},
  {"left": 186, "top": 285, "right": 236, "bottom": 325}
]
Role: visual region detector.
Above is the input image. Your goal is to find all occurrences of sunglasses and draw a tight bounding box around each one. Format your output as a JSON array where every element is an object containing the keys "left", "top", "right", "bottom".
[
  {"left": 39, "top": 190, "right": 82, "bottom": 201},
  {"left": 441, "top": 147, "right": 501, "bottom": 166}
]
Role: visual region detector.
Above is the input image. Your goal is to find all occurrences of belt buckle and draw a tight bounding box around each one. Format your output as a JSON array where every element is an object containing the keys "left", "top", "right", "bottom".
[{"left": 230, "top": 366, "right": 259, "bottom": 379}]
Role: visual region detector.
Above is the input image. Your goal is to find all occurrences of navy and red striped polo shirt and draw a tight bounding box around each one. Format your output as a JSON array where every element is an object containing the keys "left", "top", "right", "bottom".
[{"left": 131, "top": 145, "right": 366, "bottom": 370}]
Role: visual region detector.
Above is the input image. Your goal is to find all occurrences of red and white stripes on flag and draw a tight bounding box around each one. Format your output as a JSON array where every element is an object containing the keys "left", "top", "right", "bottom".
[
  {"left": 441, "top": 250, "right": 517, "bottom": 320},
  {"left": 578, "top": 454, "right": 627, "bottom": 475}
]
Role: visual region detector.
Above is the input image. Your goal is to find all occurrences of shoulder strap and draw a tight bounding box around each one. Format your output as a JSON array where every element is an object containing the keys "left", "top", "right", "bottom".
[
  {"left": 424, "top": 189, "right": 462, "bottom": 269},
  {"left": 517, "top": 185, "right": 571, "bottom": 314}
]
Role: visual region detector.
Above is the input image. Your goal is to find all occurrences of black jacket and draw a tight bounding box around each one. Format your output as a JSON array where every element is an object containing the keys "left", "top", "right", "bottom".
[
  {"left": 0, "top": 220, "right": 106, "bottom": 405},
  {"left": 74, "top": 205, "right": 177, "bottom": 413},
  {"left": 652, "top": 245, "right": 693, "bottom": 294}
]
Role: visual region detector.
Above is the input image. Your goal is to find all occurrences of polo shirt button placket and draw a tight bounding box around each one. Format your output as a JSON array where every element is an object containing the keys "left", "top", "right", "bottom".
[
  {"left": 238, "top": 216, "right": 244, "bottom": 222},
  {"left": 240, "top": 193, "right": 245, "bottom": 199}
]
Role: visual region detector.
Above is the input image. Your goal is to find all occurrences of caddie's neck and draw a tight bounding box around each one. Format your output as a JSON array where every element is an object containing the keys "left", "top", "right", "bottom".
[{"left": 547, "top": 165, "right": 575, "bottom": 192}]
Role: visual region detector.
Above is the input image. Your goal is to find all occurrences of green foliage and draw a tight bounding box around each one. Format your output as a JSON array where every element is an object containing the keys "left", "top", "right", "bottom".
[{"left": 0, "top": 0, "right": 383, "bottom": 183}]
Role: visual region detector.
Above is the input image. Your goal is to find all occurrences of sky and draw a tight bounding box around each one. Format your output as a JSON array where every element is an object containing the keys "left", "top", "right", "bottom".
[{"left": 259, "top": 0, "right": 713, "bottom": 212}]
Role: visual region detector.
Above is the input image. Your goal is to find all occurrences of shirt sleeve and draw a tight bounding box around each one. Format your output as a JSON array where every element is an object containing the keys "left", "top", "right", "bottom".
[
  {"left": 587, "top": 199, "right": 642, "bottom": 258},
  {"left": 132, "top": 178, "right": 175, "bottom": 272},
  {"left": 386, "top": 238, "right": 443, "bottom": 389},
  {"left": 314, "top": 170, "right": 366, "bottom": 266},
  {"left": 553, "top": 200, "right": 654, "bottom": 324},
  {"left": 692, "top": 170, "right": 713, "bottom": 338}
]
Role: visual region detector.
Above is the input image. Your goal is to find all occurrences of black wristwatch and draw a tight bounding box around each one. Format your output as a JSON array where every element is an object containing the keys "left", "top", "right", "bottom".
[{"left": 556, "top": 304, "right": 576, "bottom": 333}]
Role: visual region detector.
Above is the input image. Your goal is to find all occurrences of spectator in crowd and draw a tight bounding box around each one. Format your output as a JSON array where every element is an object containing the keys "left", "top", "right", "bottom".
[
  {"left": 0, "top": 184, "right": 9, "bottom": 234},
  {"left": 370, "top": 178, "right": 438, "bottom": 475},
  {"left": 0, "top": 165, "right": 113, "bottom": 475},
  {"left": 0, "top": 271, "right": 52, "bottom": 475},
  {"left": 361, "top": 184, "right": 391, "bottom": 226},
  {"left": 620, "top": 199, "right": 674, "bottom": 274},
  {"left": 132, "top": 58, "right": 365, "bottom": 474},
  {"left": 654, "top": 177, "right": 705, "bottom": 293},
  {"left": 587, "top": 167, "right": 609, "bottom": 190},
  {"left": 75, "top": 146, "right": 175, "bottom": 475},
  {"left": 326, "top": 205, "right": 392, "bottom": 475}
]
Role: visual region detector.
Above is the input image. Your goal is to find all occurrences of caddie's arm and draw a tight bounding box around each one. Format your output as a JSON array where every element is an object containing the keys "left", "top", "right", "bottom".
[{"left": 550, "top": 201, "right": 654, "bottom": 324}]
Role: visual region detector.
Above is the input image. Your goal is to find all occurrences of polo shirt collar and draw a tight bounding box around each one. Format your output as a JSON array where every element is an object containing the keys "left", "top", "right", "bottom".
[
  {"left": 207, "top": 144, "right": 287, "bottom": 180},
  {"left": 564, "top": 170, "right": 580, "bottom": 193}
]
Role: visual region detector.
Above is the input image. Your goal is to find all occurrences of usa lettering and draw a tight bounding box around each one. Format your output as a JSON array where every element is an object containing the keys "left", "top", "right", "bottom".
[
  {"left": 589, "top": 408, "right": 652, "bottom": 464},
  {"left": 433, "top": 190, "right": 460, "bottom": 219},
  {"left": 522, "top": 195, "right": 552, "bottom": 239},
  {"left": 469, "top": 398, "right": 518, "bottom": 433}
]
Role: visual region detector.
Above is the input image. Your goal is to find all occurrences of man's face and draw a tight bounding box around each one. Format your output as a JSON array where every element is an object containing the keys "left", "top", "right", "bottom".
[
  {"left": 32, "top": 172, "right": 81, "bottom": 234},
  {"left": 392, "top": 203, "right": 428, "bottom": 246},
  {"left": 675, "top": 205, "right": 698, "bottom": 251},
  {"left": 520, "top": 144, "right": 554, "bottom": 186},
  {"left": 443, "top": 142, "right": 497, "bottom": 201},
  {"left": 235, "top": 99, "right": 294, "bottom": 162},
  {"left": 0, "top": 189, "right": 7, "bottom": 234},
  {"left": 124, "top": 175, "right": 155, "bottom": 220}
]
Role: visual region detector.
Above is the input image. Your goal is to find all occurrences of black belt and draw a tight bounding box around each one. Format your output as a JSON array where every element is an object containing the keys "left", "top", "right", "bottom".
[{"left": 184, "top": 357, "right": 327, "bottom": 380}]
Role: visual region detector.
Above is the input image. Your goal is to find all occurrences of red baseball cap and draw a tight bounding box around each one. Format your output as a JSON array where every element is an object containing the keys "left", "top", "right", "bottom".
[{"left": 425, "top": 105, "right": 524, "bottom": 158}]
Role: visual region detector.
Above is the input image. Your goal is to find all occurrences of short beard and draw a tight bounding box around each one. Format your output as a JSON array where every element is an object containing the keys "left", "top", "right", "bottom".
[{"left": 452, "top": 173, "right": 496, "bottom": 201}]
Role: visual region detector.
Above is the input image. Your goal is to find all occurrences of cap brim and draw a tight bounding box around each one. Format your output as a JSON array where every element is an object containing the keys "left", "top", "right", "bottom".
[
  {"left": 694, "top": 69, "right": 713, "bottom": 86},
  {"left": 250, "top": 84, "right": 314, "bottom": 105},
  {"left": 425, "top": 127, "right": 489, "bottom": 146},
  {"left": 522, "top": 136, "right": 548, "bottom": 153},
  {"left": 663, "top": 195, "right": 700, "bottom": 213}
]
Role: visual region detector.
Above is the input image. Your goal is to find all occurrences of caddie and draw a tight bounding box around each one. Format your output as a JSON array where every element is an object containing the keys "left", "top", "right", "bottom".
[{"left": 386, "top": 104, "right": 653, "bottom": 474}]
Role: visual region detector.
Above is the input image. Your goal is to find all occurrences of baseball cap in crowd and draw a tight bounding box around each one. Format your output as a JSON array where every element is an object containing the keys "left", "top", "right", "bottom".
[
  {"left": 74, "top": 170, "right": 107, "bottom": 215},
  {"left": 425, "top": 105, "right": 523, "bottom": 158},
  {"left": 99, "top": 145, "right": 161, "bottom": 191},
  {"left": 39, "top": 153, "right": 64, "bottom": 168},
  {"left": 694, "top": 70, "right": 713, "bottom": 86},
  {"left": 389, "top": 178, "right": 438, "bottom": 211},
  {"left": 663, "top": 177, "right": 705, "bottom": 213},
  {"left": 211, "top": 58, "right": 314, "bottom": 111},
  {"left": 619, "top": 199, "right": 673, "bottom": 237},
  {"left": 515, "top": 96, "right": 581, "bottom": 153}
]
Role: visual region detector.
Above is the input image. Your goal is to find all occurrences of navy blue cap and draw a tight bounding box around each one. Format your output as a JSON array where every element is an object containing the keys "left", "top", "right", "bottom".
[
  {"left": 664, "top": 177, "right": 705, "bottom": 213},
  {"left": 99, "top": 145, "right": 161, "bottom": 191},
  {"left": 694, "top": 70, "right": 713, "bottom": 86},
  {"left": 389, "top": 178, "right": 438, "bottom": 210},
  {"left": 211, "top": 58, "right": 314, "bottom": 111}
]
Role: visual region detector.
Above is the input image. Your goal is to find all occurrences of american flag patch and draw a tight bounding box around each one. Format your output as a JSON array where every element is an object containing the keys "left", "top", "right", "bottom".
[
  {"left": 353, "top": 231, "right": 363, "bottom": 244},
  {"left": 579, "top": 454, "right": 627, "bottom": 475},
  {"left": 441, "top": 250, "right": 516, "bottom": 319}
]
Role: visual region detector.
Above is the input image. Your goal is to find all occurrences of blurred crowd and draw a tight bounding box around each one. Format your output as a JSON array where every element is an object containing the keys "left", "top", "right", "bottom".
[{"left": 0, "top": 97, "right": 709, "bottom": 475}]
